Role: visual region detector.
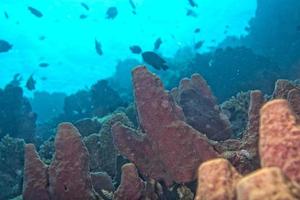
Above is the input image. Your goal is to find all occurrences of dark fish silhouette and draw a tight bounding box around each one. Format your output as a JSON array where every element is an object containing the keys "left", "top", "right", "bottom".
[
  {"left": 80, "top": 14, "right": 88, "bottom": 19},
  {"left": 10, "top": 73, "right": 22, "bottom": 86},
  {"left": 129, "top": 0, "right": 136, "bottom": 9},
  {"left": 4, "top": 11, "right": 9, "bottom": 19},
  {"left": 95, "top": 39, "right": 103, "bottom": 56},
  {"left": 194, "top": 40, "right": 204, "bottom": 49},
  {"left": 41, "top": 76, "right": 47, "bottom": 81},
  {"left": 28, "top": 6, "right": 43, "bottom": 18},
  {"left": 186, "top": 9, "right": 197, "bottom": 17},
  {"left": 106, "top": 7, "right": 118, "bottom": 19},
  {"left": 188, "top": 0, "right": 198, "bottom": 7},
  {"left": 130, "top": 45, "right": 142, "bottom": 54},
  {"left": 39, "top": 35, "right": 46, "bottom": 41},
  {"left": 154, "top": 37, "right": 162, "bottom": 50},
  {"left": 0, "top": 40, "right": 12, "bottom": 53},
  {"left": 194, "top": 28, "right": 200, "bottom": 33},
  {"left": 39, "top": 63, "right": 49, "bottom": 68},
  {"left": 26, "top": 75, "right": 36, "bottom": 91},
  {"left": 142, "top": 51, "right": 168, "bottom": 70},
  {"left": 80, "top": 2, "right": 89, "bottom": 10}
]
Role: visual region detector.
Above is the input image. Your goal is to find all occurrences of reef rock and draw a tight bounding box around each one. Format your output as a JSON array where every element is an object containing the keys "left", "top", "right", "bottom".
[
  {"left": 113, "top": 163, "right": 145, "bottom": 200},
  {"left": 48, "top": 123, "right": 98, "bottom": 200},
  {"left": 112, "top": 66, "right": 219, "bottom": 186},
  {"left": 23, "top": 144, "right": 49, "bottom": 200},
  {"left": 195, "top": 158, "right": 241, "bottom": 200},
  {"left": 171, "top": 73, "right": 231, "bottom": 140},
  {"left": 260, "top": 99, "right": 300, "bottom": 184},
  {"left": 236, "top": 167, "right": 300, "bottom": 200}
]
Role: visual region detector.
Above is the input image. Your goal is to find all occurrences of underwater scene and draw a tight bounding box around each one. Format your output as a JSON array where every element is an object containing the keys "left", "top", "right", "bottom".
[{"left": 1, "top": 0, "right": 300, "bottom": 199}]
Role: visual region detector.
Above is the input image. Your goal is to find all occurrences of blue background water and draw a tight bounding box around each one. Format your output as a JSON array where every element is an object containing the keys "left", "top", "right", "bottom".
[{"left": 0, "top": 0, "right": 256, "bottom": 94}]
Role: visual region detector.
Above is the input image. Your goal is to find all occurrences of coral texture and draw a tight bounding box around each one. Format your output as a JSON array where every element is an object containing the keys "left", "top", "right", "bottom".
[
  {"left": 23, "top": 144, "right": 49, "bottom": 200},
  {"left": 112, "top": 66, "right": 219, "bottom": 186},
  {"left": 22, "top": 123, "right": 99, "bottom": 200},
  {"left": 195, "top": 158, "right": 241, "bottom": 200},
  {"left": 171, "top": 73, "right": 231, "bottom": 140},
  {"left": 236, "top": 167, "right": 300, "bottom": 200},
  {"left": 259, "top": 99, "right": 300, "bottom": 184},
  {"left": 48, "top": 123, "right": 98, "bottom": 200},
  {"left": 113, "top": 163, "right": 145, "bottom": 200}
]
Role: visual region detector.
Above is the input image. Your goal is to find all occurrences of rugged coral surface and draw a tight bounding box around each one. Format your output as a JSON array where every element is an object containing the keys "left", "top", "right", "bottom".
[
  {"left": 237, "top": 167, "right": 300, "bottom": 200},
  {"left": 23, "top": 144, "right": 49, "bottom": 200},
  {"left": 0, "top": 135, "right": 25, "bottom": 200},
  {"left": 195, "top": 158, "right": 241, "bottom": 200},
  {"left": 171, "top": 73, "right": 231, "bottom": 140},
  {"left": 112, "top": 66, "right": 219, "bottom": 186},
  {"left": 260, "top": 99, "right": 300, "bottom": 184},
  {"left": 113, "top": 163, "right": 145, "bottom": 200},
  {"left": 23, "top": 123, "right": 99, "bottom": 200}
]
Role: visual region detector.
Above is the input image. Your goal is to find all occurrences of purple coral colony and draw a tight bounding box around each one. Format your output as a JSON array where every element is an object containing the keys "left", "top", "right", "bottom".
[{"left": 1, "top": 0, "right": 300, "bottom": 200}]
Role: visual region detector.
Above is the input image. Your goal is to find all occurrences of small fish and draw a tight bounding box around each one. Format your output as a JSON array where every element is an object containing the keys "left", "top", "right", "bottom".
[
  {"left": 130, "top": 45, "right": 142, "bottom": 54},
  {"left": 154, "top": 37, "right": 162, "bottom": 50},
  {"left": 194, "top": 40, "right": 204, "bottom": 49},
  {"left": 129, "top": 0, "right": 136, "bottom": 10},
  {"left": 26, "top": 75, "right": 36, "bottom": 91},
  {"left": 188, "top": 0, "right": 198, "bottom": 7},
  {"left": 4, "top": 11, "right": 9, "bottom": 19},
  {"left": 186, "top": 9, "right": 197, "bottom": 17},
  {"left": 41, "top": 76, "right": 47, "bottom": 81},
  {"left": 39, "top": 63, "right": 49, "bottom": 68},
  {"left": 80, "top": 14, "right": 87, "bottom": 19},
  {"left": 142, "top": 51, "right": 168, "bottom": 71},
  {"left": 95, "top": 39, "right": 103, "bottom": 56},
  {"left": 0, "top": 40, "right": 12, "bottom": 53},
  {"left": 132, "top": 10, "right": 137, "bottom": 15},
  {"left": 28, "top": 6, "right": 43, "bottom": 18},
  {"left": 106, "top": 7, "right": 118, "bottom": 19},
  {"left": 80, "top": 2, "right": 89, "bottom": 10},
  {"left": 39, "top": 35, "right": 46, "bottom": 41},
  {"left": 194, "top": 28, "right": 200, "bottom": 33}
]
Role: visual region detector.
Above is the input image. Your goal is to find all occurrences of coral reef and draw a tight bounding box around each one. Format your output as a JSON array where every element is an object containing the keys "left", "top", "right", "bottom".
[
  {"left": 0, "top": 82, "right": 36, "bottom": 142},
  {"left": 113, "top": 163, "right": 145, "bottom": 200},
  {"left": 74, "top": 118, "right": 102, "bottom": 137},
  {"left": 195, "top": 158, "right": 241, "bottom": 200},
  {"left": 0, "top": 135, "right": 25, "bottom": 200},
  {"left": 112, "top": 66, "right": 219, "bottom": 186},
  {"left": 171, "top": 73, "right": 231, "bottom": 140},
  {"left": 84, "top": 112, "right": 133, "bottom": 177},
  {"left": 23, "top": 144, "right": 49, "bottom": 200},
  {"left": 22, "top": 123, "right": 99, "bottom": 200},
  {"left": 236, "top": 167, "right": 300, "bottom": 200},
  {"left": 189, "top": 47, "right": 280, "bottom": 101},
  {"left": 221, "top": 91, "right": 250, "bottom": 138},
  {"left": 259, "top": 99, "right": 300, "bottom": 184},
  {"left": 91, "top": 80, "right": 127, "bottom": 117}
]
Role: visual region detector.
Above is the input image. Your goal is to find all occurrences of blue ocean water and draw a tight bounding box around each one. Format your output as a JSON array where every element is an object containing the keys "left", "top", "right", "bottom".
[{"left": 0, "top": 0, "right": 256, "bottom": 94}]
